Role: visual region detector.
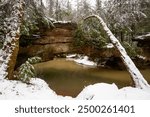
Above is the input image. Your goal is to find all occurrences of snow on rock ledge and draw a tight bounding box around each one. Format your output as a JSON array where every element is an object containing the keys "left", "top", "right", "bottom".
[
  {"left": 66, "top": 54, "right": 97, "bottom": 67},
  {"left": 74, "top": 56, "right": 96, "bottom": 66},
  {"left": 105, "top": 43, "right": 114, "bottom": 48}
]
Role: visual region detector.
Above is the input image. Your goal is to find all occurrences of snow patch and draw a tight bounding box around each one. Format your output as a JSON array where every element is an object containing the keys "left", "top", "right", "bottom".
[
  {"left": 66, "top": 54, "right": 97, "bottom": 67},
  {"left": 135, "top": 33, "right": 150, "bottom": 40},
  {"left": 137, "top": 55, "right": 146, "bottom": 60},
  {"left": 74, "top": 56, "right": 96, "bottom": 66},
  {"left": 54, "top": 21, "right": 72, "bottom": 24},
  {"left": 66, "top": 54, "right": 77, "bottom": 58},
  {"left": 106, "top": 43, "right": 114, "bottom": 48}
]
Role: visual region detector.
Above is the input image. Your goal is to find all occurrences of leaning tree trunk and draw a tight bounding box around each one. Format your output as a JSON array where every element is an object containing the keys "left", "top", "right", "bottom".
[
  {"left": 0, "top": 0, "right": 24, "bottom": 80},
  {"left": 85, "top": 15, "right": 150, "bottom": 89}
]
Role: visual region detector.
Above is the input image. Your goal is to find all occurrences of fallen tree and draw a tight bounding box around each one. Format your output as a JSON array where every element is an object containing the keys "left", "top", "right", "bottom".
[{"left": 85, "top": 15, "right": 150, "bottom": 89}]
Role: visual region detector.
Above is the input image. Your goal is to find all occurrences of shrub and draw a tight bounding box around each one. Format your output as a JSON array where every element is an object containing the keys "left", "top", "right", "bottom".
[
  {"left": 122, "top": 41, "right": 139, "bottom": 57},
  {"left": 17, "top": 57, "right": 42, "bottom": 83}
]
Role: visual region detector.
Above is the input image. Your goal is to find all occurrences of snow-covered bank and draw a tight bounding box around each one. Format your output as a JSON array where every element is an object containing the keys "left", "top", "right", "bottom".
[
  {"left": 0, "top": 78, "right": 150, "bottom": 100},
  {"left": 66, "top": 54, "right": 97, "bottom": 67},
  {"left": 77, "top": 83, "right": 150, "bottom": 100},
  {"left": 0, "top": 78, "right": 72, "bottom": 100}
]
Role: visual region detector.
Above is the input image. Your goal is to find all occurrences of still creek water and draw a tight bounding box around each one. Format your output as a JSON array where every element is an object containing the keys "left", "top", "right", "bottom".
[{"left": 34, "top": 58, "right": 150, "bottom": 97}]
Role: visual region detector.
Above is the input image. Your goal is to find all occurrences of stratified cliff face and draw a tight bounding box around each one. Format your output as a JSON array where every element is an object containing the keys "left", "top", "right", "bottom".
[
  {"left": 18, "top": 22, "right": 77, "bottom": 62},
  {"left": 17, "top": 21, "right": 119, "bottom": 68},
  {"left": 17, "top": 23, "right": 150, "bottom": 70}
]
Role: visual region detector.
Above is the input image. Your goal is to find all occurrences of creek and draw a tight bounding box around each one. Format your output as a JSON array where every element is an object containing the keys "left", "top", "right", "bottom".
[{"left": 34, "top": 58, "right": 150, "bottom": 97}]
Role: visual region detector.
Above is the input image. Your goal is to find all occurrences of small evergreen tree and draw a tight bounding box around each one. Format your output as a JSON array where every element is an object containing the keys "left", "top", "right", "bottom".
[{"left": 17, "top": 57, "right": 42, "bottom": 83}]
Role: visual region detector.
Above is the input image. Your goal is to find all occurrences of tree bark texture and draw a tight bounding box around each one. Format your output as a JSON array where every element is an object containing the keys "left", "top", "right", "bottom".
[{"left": 0, "top": 0, "right": 24, "bottom": 80}]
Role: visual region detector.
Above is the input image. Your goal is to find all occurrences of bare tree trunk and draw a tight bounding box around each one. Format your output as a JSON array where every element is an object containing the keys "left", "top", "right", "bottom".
[
  {"left": 85, "top": 15, "right": 150, "bottom": 89},
  {"left": 0, "top": 0, "right": 24, "bottom": 80}
]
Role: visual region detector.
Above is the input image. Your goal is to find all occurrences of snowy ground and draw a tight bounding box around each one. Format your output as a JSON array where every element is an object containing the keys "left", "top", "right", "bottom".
[
  {"left": 0, "top": 78, "right": 72, "bottom": 100},
  {"left": 0, "top": 54, "right": 150, "bottom": 100},
  {"left": 0, "top": 78, "right": 150, "bottom": 100}
]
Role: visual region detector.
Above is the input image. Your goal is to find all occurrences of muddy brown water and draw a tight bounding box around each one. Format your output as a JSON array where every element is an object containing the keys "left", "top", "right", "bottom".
[{"left": 34, "top": 58, "right": 150, "bottom": 97}]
